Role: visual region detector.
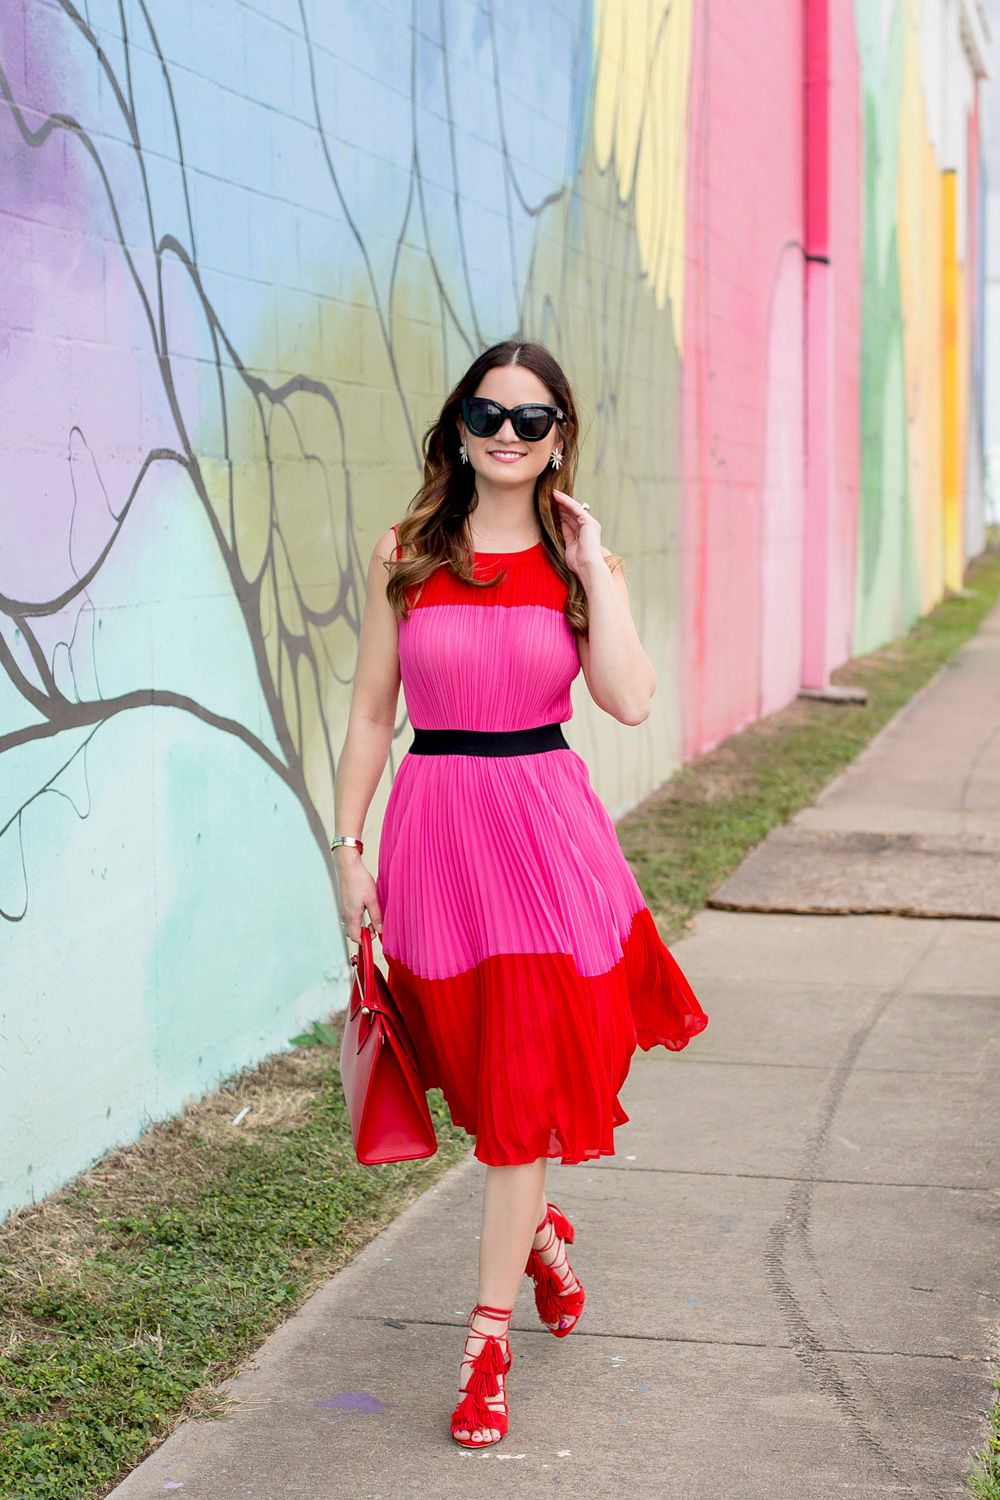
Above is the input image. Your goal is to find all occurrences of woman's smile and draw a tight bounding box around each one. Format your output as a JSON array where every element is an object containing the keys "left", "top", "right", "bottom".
[{"left": 487, "top": 448, "right": 526, "bottom": 463}]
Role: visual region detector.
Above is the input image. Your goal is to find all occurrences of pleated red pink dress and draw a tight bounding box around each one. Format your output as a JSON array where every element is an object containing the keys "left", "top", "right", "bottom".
[{"left": 376, "top": 527, "right": 707, "bottom": 1166}]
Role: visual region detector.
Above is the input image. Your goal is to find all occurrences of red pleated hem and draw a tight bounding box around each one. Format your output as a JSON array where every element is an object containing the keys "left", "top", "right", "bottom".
[{"left": 383, "top": 906, "right": 707, "bottom": 1167}]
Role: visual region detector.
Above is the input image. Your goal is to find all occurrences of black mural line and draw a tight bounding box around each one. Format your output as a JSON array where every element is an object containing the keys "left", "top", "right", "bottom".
[
  {"left": 63, "top": 428, "right": 113, "bottom": 708},
  {"left": 55, "top": 443, "right": 104, "bottom": 704},
  {"left": 405, "top": 5, "right": 479, "bottom": 365},
  {"left": 0, "top": 2, "right": 365, "bottom": 918},
  {"left": 484, "top": 0, "right": 573, "bottom": 223},
  {"left": 0, "top": 729, "right": 100, "bottom": 922},
  {"left": 0, "top": 0, "right": 671, "bottom": 927},
  {"left": 437, "top": 0, "right": 486, "bottom": 354},
  {"left": 297, "top": 0, "right": 420, "bottom": 465}
]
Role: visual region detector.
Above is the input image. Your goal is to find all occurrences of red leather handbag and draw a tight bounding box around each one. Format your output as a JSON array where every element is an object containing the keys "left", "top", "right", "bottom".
[{"left": 339, "top": 924, "right": 437, "bottom": 1165}]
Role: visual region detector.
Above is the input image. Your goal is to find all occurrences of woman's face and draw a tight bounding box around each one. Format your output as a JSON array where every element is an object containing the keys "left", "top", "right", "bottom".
[{"left": 458, "top": 364, "right": 563, "bottom": 489}]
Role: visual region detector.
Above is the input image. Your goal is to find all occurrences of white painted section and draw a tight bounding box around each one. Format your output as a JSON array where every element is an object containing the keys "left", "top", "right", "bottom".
[{"left": 922, "top": 0, "right": 948, "bottom": 160}]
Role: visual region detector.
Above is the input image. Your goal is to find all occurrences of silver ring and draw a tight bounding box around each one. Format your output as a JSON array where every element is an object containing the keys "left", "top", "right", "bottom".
[{"left": 581, "top": 502, "right": 591, "bottom": 512}]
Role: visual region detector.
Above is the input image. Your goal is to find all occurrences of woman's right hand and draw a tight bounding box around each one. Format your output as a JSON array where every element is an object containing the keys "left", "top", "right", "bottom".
[{"left": 334, "top": 851, "right": 383, "bottom": 944}]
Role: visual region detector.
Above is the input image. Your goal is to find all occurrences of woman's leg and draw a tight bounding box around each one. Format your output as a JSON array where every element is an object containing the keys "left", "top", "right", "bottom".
[
  {"left": 479, "top": 1160, "right": 547, "bottom": 1308},
  {"left": 453, "top": 1159, "right": 547, "bottom": 1444}
]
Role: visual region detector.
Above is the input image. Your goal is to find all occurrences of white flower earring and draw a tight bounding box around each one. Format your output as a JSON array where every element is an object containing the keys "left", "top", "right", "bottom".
[
  {"left": 459, "top": 442, "right": 469, "bottom": 464},
  {"left": 549, "top": 448, "right": 563, "bottom": 471}
]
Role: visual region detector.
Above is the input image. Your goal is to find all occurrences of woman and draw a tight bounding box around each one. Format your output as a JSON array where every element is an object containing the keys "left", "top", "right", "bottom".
[{"left": 332, "top": 340, "right": 707, "bottom": 1447}]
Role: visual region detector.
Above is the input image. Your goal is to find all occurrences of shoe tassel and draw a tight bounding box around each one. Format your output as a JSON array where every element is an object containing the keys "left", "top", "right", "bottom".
[
  {"left": 451, "top": 1334, "right": 508, "bottom": 1441},
  {"left": 528, "top": 1267, "right": 571, "bottom": 1329},
  {"left": 545, "top": 1203, "right": 575, "bottom": 1245},
  {"left": 463, "top": 1335, "right": 507, "bottom": 1396}
]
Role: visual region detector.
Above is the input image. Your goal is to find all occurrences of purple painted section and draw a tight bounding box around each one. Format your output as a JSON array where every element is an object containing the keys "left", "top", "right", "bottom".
[
  {"left": 0, "top": 3, "right": 173, "bottom": 606},
  {"left": 315, "top": 1392, "right": 387, "bottom": 1413}
]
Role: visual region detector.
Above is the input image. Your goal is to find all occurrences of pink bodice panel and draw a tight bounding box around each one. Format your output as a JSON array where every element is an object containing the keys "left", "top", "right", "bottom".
[{"left": 398, "top": 603, "right": 579, "bottom": 732}]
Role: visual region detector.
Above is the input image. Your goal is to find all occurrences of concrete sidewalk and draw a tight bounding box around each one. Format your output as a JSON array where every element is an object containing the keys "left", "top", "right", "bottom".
[
  {"left": 712, "top": 599, "right": 1000, "bottom": 917},
  {"left": 111, "top": 609, "right": 1000, "bottom": 1500}
]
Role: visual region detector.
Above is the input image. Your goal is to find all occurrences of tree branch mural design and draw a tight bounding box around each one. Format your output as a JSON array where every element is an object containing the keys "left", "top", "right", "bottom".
[{"left": 0, "top": 0, "right": 689, "bottom": 925}]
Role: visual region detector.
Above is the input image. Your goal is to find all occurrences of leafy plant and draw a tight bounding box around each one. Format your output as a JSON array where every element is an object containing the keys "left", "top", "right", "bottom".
[
  {"left": 966, "top": 1368, "right": 1000, "bottom": 1499},
  {"left": 288, "top": 1020, "right": 339, "bottom": 1048}
]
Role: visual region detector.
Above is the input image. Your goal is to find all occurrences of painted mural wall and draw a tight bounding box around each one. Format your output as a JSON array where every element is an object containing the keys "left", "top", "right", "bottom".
[
  {"left": 0, "top": 0, "right": 988, "bottom": 1219},
  {"left": 856, "top": 0, "right": 989, "bottom": 652},
  {"left": 984, "top": 0, "right": 1000, "bottom": 529}
]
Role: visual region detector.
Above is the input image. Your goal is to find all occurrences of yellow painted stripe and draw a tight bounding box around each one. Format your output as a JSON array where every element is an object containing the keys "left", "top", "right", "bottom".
[{"left": 941, "top": 169, "right": 963, "bottom": 591}]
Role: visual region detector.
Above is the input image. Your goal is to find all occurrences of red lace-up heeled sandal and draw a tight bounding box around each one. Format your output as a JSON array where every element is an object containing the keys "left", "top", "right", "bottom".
[
  {"left": 525, "top": 1202, "right": 586, "bottom": 1337},
  {"left": 450, "top": 1303, "right": 513, "bottom": 1447}
]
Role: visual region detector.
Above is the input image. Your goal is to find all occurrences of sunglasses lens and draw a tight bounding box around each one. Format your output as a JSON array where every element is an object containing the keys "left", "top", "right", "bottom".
[
  {"left": 464, "top": 399, "right": 502, "bottom": 437},
  {"left": 514, "top": 406, "right": 554, "bottom": 440}
]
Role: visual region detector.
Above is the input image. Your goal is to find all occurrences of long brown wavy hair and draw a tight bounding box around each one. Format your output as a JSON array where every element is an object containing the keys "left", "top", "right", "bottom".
[{"left": 384, "top": 341, "right": 621, "bottom": 635}]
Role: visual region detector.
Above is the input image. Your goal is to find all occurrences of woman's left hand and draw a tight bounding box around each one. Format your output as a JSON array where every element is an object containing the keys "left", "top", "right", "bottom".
[{"left": 552, "top": 490, "right": 603, "bottom": 577}]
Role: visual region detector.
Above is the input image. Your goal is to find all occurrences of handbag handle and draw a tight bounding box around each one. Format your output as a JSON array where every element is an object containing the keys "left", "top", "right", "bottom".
[
  {"left": 355, "top": 921, "right": 377, "bottom": 1002},
  {"left": 349, "top": 927, "right": 421, "bottom": 1073},
  {"left": 353, "top": 923, "right": 392, "bottom": 1027}
]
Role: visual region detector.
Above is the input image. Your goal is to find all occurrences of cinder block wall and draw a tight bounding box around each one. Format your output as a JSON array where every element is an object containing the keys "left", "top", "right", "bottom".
[{"left": 0, "top": 0, "right": 986, "bottom": 1219}]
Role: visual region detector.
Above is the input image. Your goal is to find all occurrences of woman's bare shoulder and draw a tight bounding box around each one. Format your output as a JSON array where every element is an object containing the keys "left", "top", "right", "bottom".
[
  {"left": 370, "top": 525, "right": 406, "bottom": 565},
  {"left": 373, "top": 520, "right": 441, "bottom": 568}
]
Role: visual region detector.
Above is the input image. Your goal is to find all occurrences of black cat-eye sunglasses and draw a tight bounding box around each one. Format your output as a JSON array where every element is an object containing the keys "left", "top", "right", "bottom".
[{"left": 461, "top": 396, "right": 565, "bottom": 442}]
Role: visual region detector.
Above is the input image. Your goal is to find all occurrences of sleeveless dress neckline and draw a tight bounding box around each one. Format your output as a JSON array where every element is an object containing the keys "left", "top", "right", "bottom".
[
  {"left": 472, "top": 541, "right": 545, "bottom": 560},
  {"left": 377, "top": 522, "right": 707, "bottom": 1167}
]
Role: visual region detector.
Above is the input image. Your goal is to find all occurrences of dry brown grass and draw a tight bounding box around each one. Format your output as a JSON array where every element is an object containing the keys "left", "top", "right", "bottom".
[{"left": 0, "top": 1045, "right": 333, "bottom": 1313}]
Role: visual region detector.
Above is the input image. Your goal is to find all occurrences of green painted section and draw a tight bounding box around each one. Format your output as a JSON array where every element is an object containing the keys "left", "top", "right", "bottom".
[{"left": 854, "top": 0, "right": 923, "bottom": 653}]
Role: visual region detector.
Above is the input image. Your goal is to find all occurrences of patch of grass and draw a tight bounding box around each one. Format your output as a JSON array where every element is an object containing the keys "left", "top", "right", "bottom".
[
  {"left": 618, "top": 550, "right": 1000, "bottom": 942},
  {"left": 0, "top": 1044, "right": 468, "bottom": 1500},
  {"left": 967, "top": 1370, "right": 1000, "bottom": 1498}
]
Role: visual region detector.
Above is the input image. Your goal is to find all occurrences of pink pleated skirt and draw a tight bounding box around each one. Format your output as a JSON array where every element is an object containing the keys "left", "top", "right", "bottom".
[{"left": 376, "top": 745, "right": 707, "bottom": 1166}]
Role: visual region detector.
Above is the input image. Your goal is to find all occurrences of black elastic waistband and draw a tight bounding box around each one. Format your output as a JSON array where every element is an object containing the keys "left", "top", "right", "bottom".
[{"left": 408, "top": 722, "right": 570, "bottom": 757}]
